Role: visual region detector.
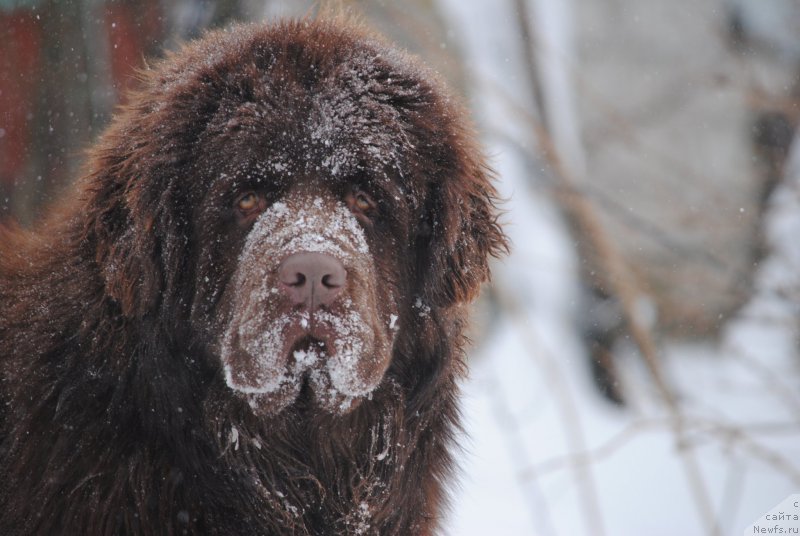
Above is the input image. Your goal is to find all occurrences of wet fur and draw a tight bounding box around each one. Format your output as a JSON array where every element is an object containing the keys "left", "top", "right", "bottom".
[{"left": 0, "top": 19, "right": 505, "bottom": 535}]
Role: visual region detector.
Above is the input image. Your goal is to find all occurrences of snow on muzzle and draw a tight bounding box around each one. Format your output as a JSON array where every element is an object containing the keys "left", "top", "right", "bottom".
[{"left": 220, "top": 193, "right": 397, "bottom": 415}]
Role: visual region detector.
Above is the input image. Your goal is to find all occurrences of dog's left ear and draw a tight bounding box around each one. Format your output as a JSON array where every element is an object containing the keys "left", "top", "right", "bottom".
[{"left": 419, "top": 155, "right": 507, "bottom": 309}]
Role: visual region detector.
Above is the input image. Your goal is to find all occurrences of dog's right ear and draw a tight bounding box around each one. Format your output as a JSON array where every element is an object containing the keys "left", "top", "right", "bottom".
[
  {"left": 81, "top": 96, "right": 181, "bottom": 320},
  {"left": 86, "top": 162, "right": 165, "bottom": 319},
  {"left": 81, "top": 62, "right": 209, "bottom": 319}
]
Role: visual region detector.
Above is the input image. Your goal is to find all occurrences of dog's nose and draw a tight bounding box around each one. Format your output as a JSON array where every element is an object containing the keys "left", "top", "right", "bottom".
[{"left": 278, "top": 252, "right": 346, "bottom": 309}]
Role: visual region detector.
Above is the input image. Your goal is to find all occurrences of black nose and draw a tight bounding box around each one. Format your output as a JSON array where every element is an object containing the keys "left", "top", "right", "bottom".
[{"left": 278, "top": 252, "right": 346, "bottom": 309}]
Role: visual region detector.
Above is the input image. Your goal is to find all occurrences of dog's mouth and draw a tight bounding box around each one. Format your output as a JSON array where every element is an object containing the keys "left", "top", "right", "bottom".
[
  {"left": 281, "top": 320, "right": 334, "bottom": 364},
  {"left": 284, "top": 333, "right": 352, "bottom": 412},
  {"left": 221, "top": 304, "right": 392, "bottom": 415},
  {"left": 289, "top": 335, "right": 325, "bottom": 353},
  {"left": 287, "top": 334, "right": 326, "bottom": 368}
]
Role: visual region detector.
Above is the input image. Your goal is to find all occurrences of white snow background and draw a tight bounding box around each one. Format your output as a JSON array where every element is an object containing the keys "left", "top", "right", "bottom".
[{"left": 436, "top": 0, "right": 800, "bottom": 535}]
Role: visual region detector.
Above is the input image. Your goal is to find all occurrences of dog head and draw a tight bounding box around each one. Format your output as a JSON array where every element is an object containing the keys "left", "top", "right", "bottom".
[{"left": 84, "top": 19, "right": 506, "bottom": 415}]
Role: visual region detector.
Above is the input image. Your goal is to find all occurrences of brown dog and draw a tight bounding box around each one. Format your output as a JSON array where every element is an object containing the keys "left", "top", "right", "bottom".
[{"left": 0, "top": 18, "right": 505, "bottom": 535}]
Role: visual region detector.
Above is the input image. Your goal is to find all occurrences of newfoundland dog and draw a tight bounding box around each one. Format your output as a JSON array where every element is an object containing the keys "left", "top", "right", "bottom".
[{"left": 0, "top": 18, "right": 505, "bottom": 535}]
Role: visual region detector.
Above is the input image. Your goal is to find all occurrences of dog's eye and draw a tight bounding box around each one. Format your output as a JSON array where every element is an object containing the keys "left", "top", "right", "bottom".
[
  {"left": 346, "top": 191, "right": 377, "bottom": 220},
  {"left": 355, "top": 193, "right": 372, "bottom": 211},
  {"left": 236, "top": 192, "right": 260, "bottom": 212},
  {"left": 233, "top": 191, "right": 267, "bottom": 225}
]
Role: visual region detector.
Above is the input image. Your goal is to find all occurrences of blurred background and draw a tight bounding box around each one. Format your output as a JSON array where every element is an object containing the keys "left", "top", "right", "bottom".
[{"left": 1, "top": 0, "right": 799, "bottom": 534}]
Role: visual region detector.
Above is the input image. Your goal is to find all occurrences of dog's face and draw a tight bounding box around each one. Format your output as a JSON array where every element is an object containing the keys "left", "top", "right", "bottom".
[
  {"left": 215, "top": 191, "right": 397, "bottom": 414},
  {"left": 194, "top": 173, "right": 410, "bottom": 415},
  {"left": 89, "top": 21, "right": 505, "bottom": 416}
]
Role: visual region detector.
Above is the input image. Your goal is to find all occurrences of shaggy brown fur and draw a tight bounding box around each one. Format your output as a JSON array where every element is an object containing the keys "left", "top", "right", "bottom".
[{"left": 0, "top": 19, "right": 505, "bottom": 535}]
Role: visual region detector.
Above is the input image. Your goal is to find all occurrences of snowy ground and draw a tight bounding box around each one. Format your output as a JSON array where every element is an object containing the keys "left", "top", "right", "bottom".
[
  {"left": 446, "top": 297, "right": 800, "bottom": 535},
  {"left": 438, "top": 1, "right": 800, "bottom": 534}
]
